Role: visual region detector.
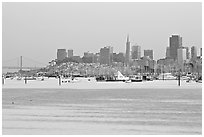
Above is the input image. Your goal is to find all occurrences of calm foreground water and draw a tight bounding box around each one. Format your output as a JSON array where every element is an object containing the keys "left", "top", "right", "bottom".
[{"left": 2, "top": 88, "right": 202, "bottom": 135}]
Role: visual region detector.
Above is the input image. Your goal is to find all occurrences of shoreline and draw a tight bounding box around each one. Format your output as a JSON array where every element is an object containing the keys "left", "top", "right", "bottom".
[{"left": 2, "top": 78, "right": 202, "bottom": 89}]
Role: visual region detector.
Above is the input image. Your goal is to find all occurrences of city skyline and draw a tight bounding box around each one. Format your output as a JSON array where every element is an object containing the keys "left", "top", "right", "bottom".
[{"left": 2, "top": 2, "right": 202, "bottom": 66}]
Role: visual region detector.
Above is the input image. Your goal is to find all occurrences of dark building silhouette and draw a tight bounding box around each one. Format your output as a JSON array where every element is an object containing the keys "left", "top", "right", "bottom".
[
  {"left": 113, "top": 52, "right": 125, "bottom": 63},
  {"left": 72, "top": 56, "right": 82, "bottom": 63},
  {"left": 183, "top": 47, "right": 190, "bottom": 59},
  {"left": 99, "top": 46, "right": 113, "bottom": 65},
  {"left": 166, "top": 47, "right": 170, "bottom": 58},
  {"left": 191, "top": 46, "right": 197, "bottom": 61},
  {"left": 144, "top": 49, "right": 153, "bottom": 60},
  {"left": 169, "top": 35, "right": 182, "bottom": 60},
  {"left": 82, "top": 52, "right": 94, "bottom": 63},
  {"left": 68, "top": 49, "right": 73, "bottom": 58},
  {"left": 200, "top": 48, "right": 202, "bottom": 57},
  {"left": 132, "top": 45, "right": 141, "bottom": 59},
  {"left": 57, "top": 49, "right": 67, "bottom": 61},
  {"left": 125, "top": 35, "right": 131, "bottom": 66}
]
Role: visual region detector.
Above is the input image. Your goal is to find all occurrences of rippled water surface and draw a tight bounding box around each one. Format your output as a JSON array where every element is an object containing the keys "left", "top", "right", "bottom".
[{"left": 2, "top": 88, "right": 202, "bottom": 135}]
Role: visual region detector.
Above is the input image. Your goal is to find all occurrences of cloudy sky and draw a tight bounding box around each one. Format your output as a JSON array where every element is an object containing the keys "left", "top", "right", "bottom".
[{"left": 2, "top": 2, "right": 202, "bottom": 67}]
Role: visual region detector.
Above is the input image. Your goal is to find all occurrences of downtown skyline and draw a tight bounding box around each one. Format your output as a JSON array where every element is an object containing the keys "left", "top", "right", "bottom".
[{"left": 2, "top": 2, "right": 202, "bottom": 66}]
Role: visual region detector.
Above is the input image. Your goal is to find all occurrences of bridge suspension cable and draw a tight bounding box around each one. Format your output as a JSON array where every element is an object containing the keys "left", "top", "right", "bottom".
[
  {"left": 22, "top": 56, "right": 47, "bottom": 67},
  {"left": 2, "top": 57, "right": 19, "bottom": 64},
  {"left": 2, "top": 56, "right": 47, "bottom": 70}
]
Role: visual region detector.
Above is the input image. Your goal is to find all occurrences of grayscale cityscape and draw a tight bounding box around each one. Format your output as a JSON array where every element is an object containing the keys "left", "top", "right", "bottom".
[{"left": 2, "top": 2, "right": 202, "bottom": 135}]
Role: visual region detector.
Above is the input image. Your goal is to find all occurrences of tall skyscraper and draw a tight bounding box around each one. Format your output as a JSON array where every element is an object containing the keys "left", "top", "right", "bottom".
[
  {"left": 132, "top": 45, "right": 141, "bottom": 59},
  {"left": 183, "top": 47, "right": 190, "bottom": 59},
  {"left": 177, "top": 47, "right": 187, "bottom": 71},
  {"left": 169, "top": 35, "right": 182, "bottom": 60},
  {"left": 99, "top": 46, "right": 113, "bottom": 65},
  {"left": 200, "top": 48, "right": 202, "bottom": 57},
  {"left": 125, "top": 35, "right": 130, "bottom": 66},
  {"left": 191, "top": 46, "right": 197, "bottom": 60},
  {"left": 144, "top": 49, "right": 153, "bottom": 60},
  {"left": 57, "top": 49, "right": 67, "bottom": 61},
  {"left": 166, "top": 47, "right": 170, "bottom": 58},
  {"left": 68, "top": 49, "right": 73, "bottom": 58}
]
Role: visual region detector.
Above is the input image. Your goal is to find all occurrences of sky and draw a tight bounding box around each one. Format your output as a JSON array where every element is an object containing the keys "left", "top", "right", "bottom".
[{"left": 2, "top": 2, "right": 202, "bottom": 67}]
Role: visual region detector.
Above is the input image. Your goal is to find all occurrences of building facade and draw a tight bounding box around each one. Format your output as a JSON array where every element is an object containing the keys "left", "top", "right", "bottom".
[
  {"left": 82, "top": 52, "right": 94, "bottom": 63},
  {"left": 200, "top": 48, "right": 202, "bottom": 57},
  {"left": 57, "top": 49, "right": 67, "bottom": 61},
  {"left": 132, "top": 45, "right": 141, "bottom": 60},
  {"left": 72, "top": 56, "right": 82, "bottom": 63},
  {"left": 184, "top": 47, "right": 190, "bottom": 59},
  {"left": 144, "top": 50, "right": 153, "bottom": 60},
  {"left": 166, "top": 47, "right": 170, "bottom": 58},
  {"left": 169, "top": 35, "right": 182, "bottom": 60},
  {"left": 99, "top": 46, "right": 113, "bottom": 65},
  {"left": 125, "top": 35, "right": 131, "bottom": 66},
  {"left": 191, "top": 46, "right": 197, "bottom": 61},
  {"left": 113, "top": 52, "right": 125, "bottom": 63},
  {"left": 177, "top": 47, "right": 187, "bottom": 71},
  {"left": 68, "top": 49, "right": 73, "bottom": 58}
]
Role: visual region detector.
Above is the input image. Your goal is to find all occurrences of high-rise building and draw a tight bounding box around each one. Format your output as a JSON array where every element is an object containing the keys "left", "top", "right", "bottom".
[
  {"left": 132, "top": 45, "right": 141, "bottom": 59},
  {"left": 191, "top": 46, "right": 197, "bottom": 60},
  {"left": 166, "top": 47, "right": 170, "bottom": 58},
  {"left": 125, "top": 35, "right": 131, "bottom": 66},
  {"left": 144, "top": 49, "right": 153, "bottom": 60},
  {"left": 177, "top": 47, "right": 186, "bottom": 71},
  {"left": 169, "top": 35, "right": 182, "bottom": 60},
  {"left": 99, "top": 46, "right": 113, "bottom": 65},
  {"left": 57, "top": 49, "right": 67, "bottom": 61},
  {"left": 68, "top": 49, "right": 73, "bottom": 58},
  {"left": 184, "top": 47, "right": 190, "bottom": 59},
  {"left": 200, "top": 48, "right": 202, "bottom": 57}
]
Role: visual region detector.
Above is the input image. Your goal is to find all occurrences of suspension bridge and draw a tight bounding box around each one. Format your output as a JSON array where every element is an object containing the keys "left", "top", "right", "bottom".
[{"left": 2, "top": 56, "right": 47, "bottom": 72}]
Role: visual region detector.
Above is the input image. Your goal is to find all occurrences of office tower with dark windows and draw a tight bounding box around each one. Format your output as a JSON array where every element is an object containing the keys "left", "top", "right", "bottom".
[
  {"left": 184, "top": 47, "right": 190, "bottom": 59},
  {"left": 99, "top": 46, "right": 113, "bottom": 65},
  {"left": 191, "top": 46, "right": 197, "bottom": 60},
  {"left": 125, "top": 35, "right": 131, "bottom": 66},
  {"left": 57, "top": 49, "right": 67, "bottom": 61},
  {"left": 169, "top": 35, "right": 182, "bottom": 60},
  {"left": 200, "top": 48, "right": 202, "bottom": 57},
  {"left": 144, "top": 49, "right": 153, "bottom": 60},
  {"left": 68, "top": 49, "right": 73, "bottom": 58},
  {"left": 166, "top": 47, "right": 170, "bottom": 58},
  {"left": 132, "top": 45, "right": 141, "bottom": 60}
]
